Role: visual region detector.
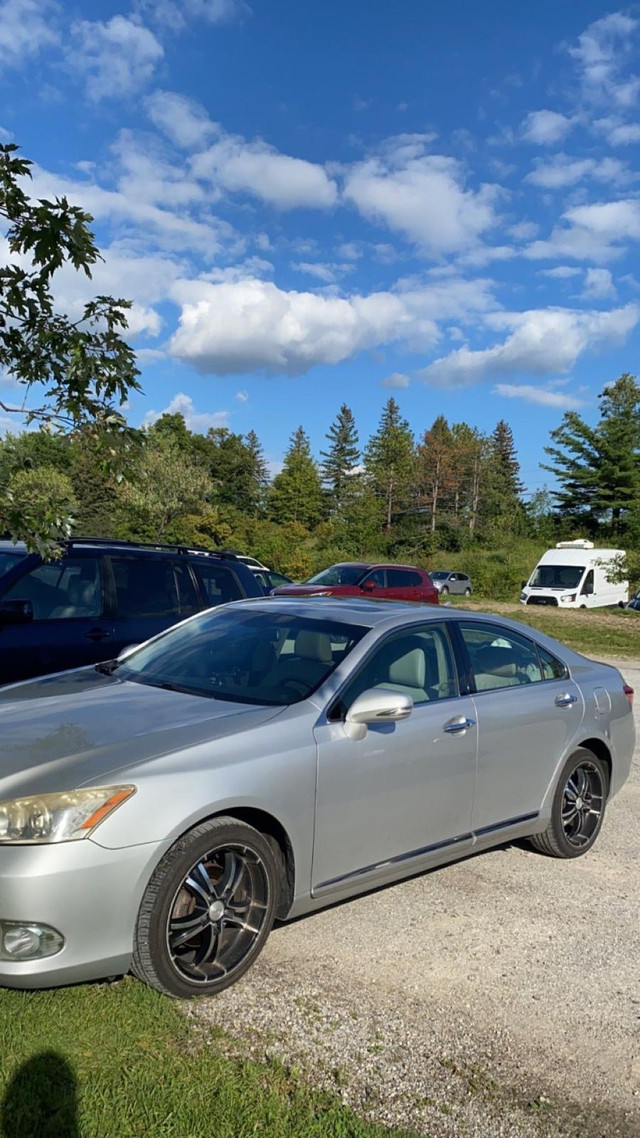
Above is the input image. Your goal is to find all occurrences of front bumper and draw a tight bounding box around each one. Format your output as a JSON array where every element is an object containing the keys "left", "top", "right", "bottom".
[{"left": 0, "top": 836, "right": 170, "bottom": 989}]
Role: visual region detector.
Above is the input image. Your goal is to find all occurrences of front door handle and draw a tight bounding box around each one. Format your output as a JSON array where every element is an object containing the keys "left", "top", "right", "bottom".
[
  {"left": 84, "top": 627, "right": 112, "bottom": 642},
  {"left": 555, "top": 692, "right": 578, "bottom": 708},
  {"left": 443, "top": 716, "right": 476, "bottom": 734}
]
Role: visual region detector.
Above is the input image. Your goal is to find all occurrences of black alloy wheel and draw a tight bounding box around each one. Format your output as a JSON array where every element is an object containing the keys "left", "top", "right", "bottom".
[
  {"left": 529, "top": 748, "right": 608, "bottom": 858},
  {"left": 133, "top": 817, "right": 279, "bottom": 998}
]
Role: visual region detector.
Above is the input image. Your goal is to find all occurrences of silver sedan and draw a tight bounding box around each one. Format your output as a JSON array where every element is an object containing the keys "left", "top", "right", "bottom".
[{"left": 0, "top": 598, "right": 634, "bottom": 998}]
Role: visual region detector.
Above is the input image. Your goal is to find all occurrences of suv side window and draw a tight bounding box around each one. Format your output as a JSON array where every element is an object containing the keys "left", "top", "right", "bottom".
[
  {"left": 110, "top": 557, "right": 198, "bottom": 618},
  {"left": 192, "top": 561, "right": 243, "bottom": 606},
  {"left": 459, "top": 622, "right": 543, "bottom": 691},
  {"left": 334, "top": 624, "right": 458, "bottom": 714},
  {"left": 3, "top": 557, "right": 102, "bottom": 620},
  {"left": 361, "top": 568, "right": 386, "bottom": 588},
  {"left": 387, "top": 569, "right": 422, "bottom": 587}
]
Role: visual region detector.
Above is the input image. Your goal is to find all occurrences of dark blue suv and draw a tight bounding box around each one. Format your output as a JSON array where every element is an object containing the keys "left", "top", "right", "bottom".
[{"left": 0, "top": 539, "right": 264, "bottom": 686}]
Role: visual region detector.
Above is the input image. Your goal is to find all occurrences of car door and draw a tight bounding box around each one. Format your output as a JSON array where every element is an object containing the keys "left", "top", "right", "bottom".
[
  {"left": 357, "top": 567, "right": 387, "bottom": 599},
  {"left": 385, "top": 568, "right": 423, "bottom": 601},
  {"left": 311, "top": 622, "right": 477, "bottom": 895},
  {"left": 107, "top": 555, "right": 200, "bottom": 657},
  {"left": 455, "top": 620, "right": 585, "bottom": 833},
  {"left": 0, "top": 553, "right": 113, "bottom": 684}
]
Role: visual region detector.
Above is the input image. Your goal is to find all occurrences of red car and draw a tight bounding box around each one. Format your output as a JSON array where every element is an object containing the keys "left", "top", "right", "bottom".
[{"left": 272, "top": 562, "right": 439, "bottom": 604}]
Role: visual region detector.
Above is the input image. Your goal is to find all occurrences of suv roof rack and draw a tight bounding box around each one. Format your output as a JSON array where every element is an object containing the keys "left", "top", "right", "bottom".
[{"left": 65, "top": 538, "right": 238, "bottom": 560}]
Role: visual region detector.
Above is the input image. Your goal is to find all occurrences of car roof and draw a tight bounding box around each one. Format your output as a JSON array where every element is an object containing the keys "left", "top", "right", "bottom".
[
  {"left": 330, "top": 561, "right": 424, "bottom": 571},
  {"left": 61, "top": 539, "right": 241, "bottom": 562},
  {"left": 0, "top": 540, "right": 27, "bottom": 551}
]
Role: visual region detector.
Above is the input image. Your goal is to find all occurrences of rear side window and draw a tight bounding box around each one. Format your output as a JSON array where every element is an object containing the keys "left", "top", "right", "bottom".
[
  {"left": 192, "top": 562, "right": 243, "bottom": 606},
  {"left": 459, "top": 622, "right": 543, "bottom": 691},
  {"left": 3, "top": 557, "right": 102, "bottom": 620},
  {"left": 387, "top": 569, "right": 422, "bottom": 587},
  {"left": 110, "top": 557, "right": 198, "bottom": 618},
  {"left": 537, "top": 645, "right": 568, "bottom": 681}
]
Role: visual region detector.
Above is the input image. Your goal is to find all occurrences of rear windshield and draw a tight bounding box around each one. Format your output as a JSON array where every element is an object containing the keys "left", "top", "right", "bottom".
[{"left": 113, "top": 608, "right": 366, "bottom": 705}]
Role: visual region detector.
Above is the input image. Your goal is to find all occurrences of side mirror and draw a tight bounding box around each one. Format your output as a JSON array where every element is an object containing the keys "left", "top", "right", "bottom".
[
  {"left": 344, "top": 688, "right": 413, "bottom": 740},
  {"left": 361, "top": 579, "right": 376, "bottom": 592},
  {"left": 0, "top": 599, "right": 34, "bottom": 625},
  {"left": 521, "top": 580, "right": 527, "bottom": 590}
]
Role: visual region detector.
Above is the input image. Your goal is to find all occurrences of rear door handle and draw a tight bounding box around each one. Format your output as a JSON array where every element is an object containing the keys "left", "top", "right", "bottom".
[
  {"left": 443, "top": 716, "right": 476, "bottom": 734},
  {"left": 555, "top": 692, "right": 578, "bottom": 707},
  {"left": 84, "top": 627, "right": 112, "bottom": 642}
]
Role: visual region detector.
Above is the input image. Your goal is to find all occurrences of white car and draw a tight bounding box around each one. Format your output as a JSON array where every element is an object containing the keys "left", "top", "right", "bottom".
[{"left": 221, "top": 550, "right": 270, "bottom": 571}]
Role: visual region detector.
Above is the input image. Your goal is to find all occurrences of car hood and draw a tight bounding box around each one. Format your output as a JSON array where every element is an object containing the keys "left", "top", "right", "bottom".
[{"left": 0, "top": 668, "right": 284, "bottom": 797}]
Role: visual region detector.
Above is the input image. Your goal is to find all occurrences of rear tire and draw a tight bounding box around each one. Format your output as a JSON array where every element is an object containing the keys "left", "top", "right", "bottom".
[
  {"left": 529, "top": 749, "right": 608, "bottom": 859},
  {"left": 464, "top": 588, "right": 471, "bottom": 596},
  {"left": 133, "top": 816, "right": 279, "bottom": 998}
]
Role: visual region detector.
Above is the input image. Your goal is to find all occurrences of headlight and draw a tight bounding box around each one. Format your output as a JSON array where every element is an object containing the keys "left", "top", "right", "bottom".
[
  {"left": 560, "top": 594, "right": 576, "bottom": 603},
  {"left": 520, "top": 591, "right": 527, "bottom": 601},
  {"left": 0, "top": 786, "right": 136, "bottom": 844}
]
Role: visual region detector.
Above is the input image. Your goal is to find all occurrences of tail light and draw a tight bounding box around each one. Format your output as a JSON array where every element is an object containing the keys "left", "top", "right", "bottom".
[{"left": 623, "top": 683, "right": 634, "bottom": 707}]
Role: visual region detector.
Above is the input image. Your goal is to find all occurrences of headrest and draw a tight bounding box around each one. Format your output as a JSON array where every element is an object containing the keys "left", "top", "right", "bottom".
[
  {"left": 476, "top": 645, "right": 517, "bottom": 677},
  {"left": 388, "top": 646, "right": 426, "bottom": 689},
  {"left": 295, "top": 630, "right": 332, "bottom": 663}
]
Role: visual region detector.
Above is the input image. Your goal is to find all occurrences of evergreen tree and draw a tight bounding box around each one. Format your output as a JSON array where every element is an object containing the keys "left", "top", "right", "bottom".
[
  {"left": 320, "top": 404, "right": 360, "bottom": 512},
  {"left": 364, "top": 398, "right": 415, "bottom": 530},
  {"left": 543, "top": 374, "right": 640, "bottom": 536},
  {"left": 482, "top": 419, "right": 524, "bottom": 532},
  {"left": 416, "top": 415, "right": 454, "bottom": 532},
  {"left": 268, "top": 426, "right": 326, "bottom": 528},
  {"left": 245, "top": 430, "right": 269, "bottom": 515}
]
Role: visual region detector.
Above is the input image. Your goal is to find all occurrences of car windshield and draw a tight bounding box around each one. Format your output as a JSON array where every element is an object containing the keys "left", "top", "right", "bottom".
[
  {"left": 430, "top": 571, "right": 450, "bottom": 580},
  {"left": 111, "top": 608, "right": 366, "bottom": 705},
  {"left": 529, "top": 564, "right": 585, "bottom": 589},
  {"left": 306, "top": 565, "right": 366, "bottom": 586}
]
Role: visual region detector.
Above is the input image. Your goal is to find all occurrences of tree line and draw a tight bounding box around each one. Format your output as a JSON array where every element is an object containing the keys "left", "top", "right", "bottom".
[{"left": 1, "top": 374, "right": 638, "bottom": 592}]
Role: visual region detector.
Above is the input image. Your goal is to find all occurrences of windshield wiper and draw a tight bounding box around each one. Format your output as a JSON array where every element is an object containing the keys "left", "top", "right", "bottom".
[{"left": 95, "top": 659, "right": 120, "bottom": 676}]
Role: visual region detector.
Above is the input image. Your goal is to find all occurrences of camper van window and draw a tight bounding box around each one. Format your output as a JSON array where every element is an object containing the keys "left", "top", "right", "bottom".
[
  {"left": 581, "top": 570, "right": 594, "bottom": 595},
  {"left": 530, "top": 565, "right": 584, "bottom": 590}
]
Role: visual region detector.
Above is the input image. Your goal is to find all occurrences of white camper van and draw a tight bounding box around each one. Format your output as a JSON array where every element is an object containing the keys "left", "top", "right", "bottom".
[{"left": 520, "top": 540, "right": 628, "bottom": 609}]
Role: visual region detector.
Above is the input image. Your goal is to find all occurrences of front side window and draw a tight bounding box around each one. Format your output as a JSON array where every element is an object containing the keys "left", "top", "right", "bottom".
[
  {"left": 334, "top": 623, "right": 458, "bottom": 714},
  {"left": 3, "top": 557, "right": 102, "bottom": 620},
  {"left": 430, "top": 571, "right": 450, "bottom": 581},
  {"left": 362, "top": 568, "right": 386, "bottom": 588},
  {"left": 581, "top": 570, "right": 594, "bottom": 595},
  {"left": 113, "top": 609, "right": 366, "bottom": 705},
  {"left": 459, "top": 622, "right": 543, "bottom": 691}
]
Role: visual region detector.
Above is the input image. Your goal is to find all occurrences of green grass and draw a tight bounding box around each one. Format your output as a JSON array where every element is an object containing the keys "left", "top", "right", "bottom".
[
  {"left": 0, "top": 979, "right": 417, "bottom": 1138},
  {"left": 450, "top": 596, "right": 640, "bottom": 659}
]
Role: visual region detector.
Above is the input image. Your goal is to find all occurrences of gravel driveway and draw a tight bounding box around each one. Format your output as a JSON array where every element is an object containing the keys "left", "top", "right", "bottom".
[{"left": 195, "top": 657, "right": 640, "bottom": 1138}]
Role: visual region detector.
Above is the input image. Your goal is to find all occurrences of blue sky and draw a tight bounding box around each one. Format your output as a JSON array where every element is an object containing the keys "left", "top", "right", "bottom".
[{"left": 1, "top": 0, "right": 640, "bottom": 493}]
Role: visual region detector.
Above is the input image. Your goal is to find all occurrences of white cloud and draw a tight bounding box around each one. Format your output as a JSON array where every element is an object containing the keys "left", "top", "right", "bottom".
[
  {"left": 538, "top": 265, "right": 582, "bottom": 279},
  {"left": 291, "top": 261, "right": 352, "bottom": 283},
  {"left": 344, "top": 135, "right": 500, "bottom": 255},
  {"left": 142, "top": 392, "right": 229, "bottom": 432},
  {"left": 0, "top": 0, "right": 58, "bottom": 70},
  {"left": 493, "top": 383, "right": 587, "bottom": 409},
  {"left": 521, "top": 110, "right": 574, "bottom": 145},
  {"left": 419, "top": 304, "right": 639, "bottom": 387},
  {"left": 582, "top": 267, "right": 616, "bottom": 299},
  {"left": 569, "top": 12, "right": 640, "bottom": 107},
  {"left": 191, "top": 134, "right": 338, "bottom": 209},
  {"left": 525, "top": 154, "right": 630, "bottom": 189},
  {"left": 69, "top": 15, "right": 163, "bottom": 101},
  {"left": 525, "top": 199, "right": 640, "bottom": 263},
  {"left": 137, "top": 0, "right": 248, "bottom": 31},
  {"left": 235, "top": 389, "right": 248, "bottom": 402},
  {"left": 594, "top": 118, "right": 640, "bottom": 146},
  {"left": 167, "top": 273, "right": 497, "bottom": 377},
  {"left": 381, "top": 372, "right": 410, "bottom": 388},
  {"left": 145, "top": 90, "right": 217, "bottom": 149}
]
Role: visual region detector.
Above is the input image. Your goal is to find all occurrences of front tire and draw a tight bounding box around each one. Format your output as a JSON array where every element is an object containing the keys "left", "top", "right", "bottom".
[
  {"left": 440, "top": 586, "right": 449, "bottom": 596},
  {"left": 529, "top": 749, "right": 608, "bottom": 859},
  {"left": 133, "top": 817, "right": 278, "bottom": 998}
]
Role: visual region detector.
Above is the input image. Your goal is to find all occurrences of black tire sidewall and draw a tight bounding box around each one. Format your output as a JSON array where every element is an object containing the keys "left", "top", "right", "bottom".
[
  {"left": 136, "top": 818, "right": 279, "bottom": 999},
  {"left": 550, "top": 749, "right": 608, "bottom": 859}
]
